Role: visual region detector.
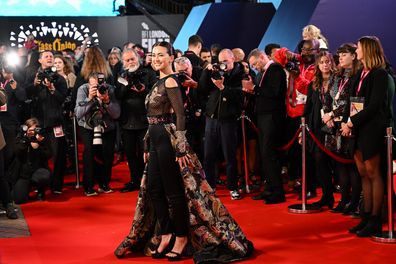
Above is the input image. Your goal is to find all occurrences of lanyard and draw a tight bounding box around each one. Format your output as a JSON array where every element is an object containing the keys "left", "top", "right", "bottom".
[
  {"left": 338, "top": 77, "right": 349, "bottom": 95},
  {"left": 356, "top": 69, "right": 370, "bottom": 95},
  {"left": 335, "top": 77, "right": 348, "bottom": 100},
  {"left": 258, "top": 61, "right": 274, "bottom": 87}
]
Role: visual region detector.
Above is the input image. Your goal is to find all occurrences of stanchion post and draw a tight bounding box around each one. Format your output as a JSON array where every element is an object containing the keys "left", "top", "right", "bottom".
[
  {"left": 72, "top": 115, "right": 80, "bottom": 189},
  {"left": 301, "top": 116, "right": 307, "bottom": 210},
  {"left": 288, "top": 117, "right": 321, "bottom": 214},
  {"left": 241, "top": 109, "right": 250, "bottom": 194},
  {"left": 372, "top": 127, "right": 396, "bottom": 243}
]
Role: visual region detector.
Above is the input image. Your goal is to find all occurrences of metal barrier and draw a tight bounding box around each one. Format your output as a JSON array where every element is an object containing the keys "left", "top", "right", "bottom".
[
  {"left": 72, "top": 115, "right": 80, "bottom": 188},
  {"left": 372, "top": 127, "right": 396, "bottom": 243},
  {"left": 288, "top": 117, "right": 321, "bottom": 214}
]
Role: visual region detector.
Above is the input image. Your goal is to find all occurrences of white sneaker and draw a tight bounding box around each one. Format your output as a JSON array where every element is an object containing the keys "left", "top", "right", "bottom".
[{"left": 230, "top": 190, "right": 241, "bottom": 200}]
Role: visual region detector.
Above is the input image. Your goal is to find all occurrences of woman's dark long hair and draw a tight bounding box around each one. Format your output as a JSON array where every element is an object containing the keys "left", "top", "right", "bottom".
[
  {"left": 312, "top": 50, "right": 336, "bottom": 91},
  {"left": 337, "top": 43, "right": 361, "bottom": 78}
]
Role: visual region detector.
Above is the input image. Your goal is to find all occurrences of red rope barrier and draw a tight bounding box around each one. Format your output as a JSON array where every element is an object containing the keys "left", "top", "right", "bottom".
[
  {"left": 277, "top": 127, "right": 302, "bottom": 152},
  {"left": 307, "top": 129, "right": 355, "bottom": 164}
]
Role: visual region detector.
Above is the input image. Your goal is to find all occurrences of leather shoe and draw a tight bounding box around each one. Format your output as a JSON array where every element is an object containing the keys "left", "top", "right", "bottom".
[
  {"left": 264, "top": 194, "right": 286, "bottom": 204},
  {"left": 252, "top": 190, "right": 272, "bottom": 200},
  {"left": 120, "top": 182, "right": 140, "bottom": 193}
]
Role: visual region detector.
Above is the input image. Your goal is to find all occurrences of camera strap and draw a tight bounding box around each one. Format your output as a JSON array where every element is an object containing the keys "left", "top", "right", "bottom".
[{"left": 0, "top": 79, "right": 9, "bottom": 89}]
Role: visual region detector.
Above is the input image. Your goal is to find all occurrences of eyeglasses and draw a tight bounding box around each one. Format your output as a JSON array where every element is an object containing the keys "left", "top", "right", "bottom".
[{"left": 301, "top": 47, "right": 317, "bottom": 52}]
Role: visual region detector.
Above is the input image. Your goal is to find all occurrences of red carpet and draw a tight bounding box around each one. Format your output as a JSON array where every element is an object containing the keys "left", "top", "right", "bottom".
[{"left": 0, "top": 161, "right": 395, "bottom": 264}]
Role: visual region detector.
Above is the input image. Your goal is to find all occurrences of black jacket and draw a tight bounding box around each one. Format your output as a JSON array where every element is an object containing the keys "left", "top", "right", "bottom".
[
  {"left": 198, "top": 62, "right": 244, "bottom": 121},
  {"left": 25, "top": 68, "right": 68, "bottom": 128},
  {"left": 254, "top": 62, "right": 286, "bottom": 114},
  {"left": 350, "top": 68, "right": 389, "bottom": 160},
  {"left": 184, "top": 51, "right": 204, "bottom": 68},
  {"left": 8, "top": 133, "right": 51, "bottom": 185},
  {"left": 0, "top": 80, "right": 26, "bottom": 126},
  {"left": 115, "top": 66, "right": 157, "bottom": 130}
]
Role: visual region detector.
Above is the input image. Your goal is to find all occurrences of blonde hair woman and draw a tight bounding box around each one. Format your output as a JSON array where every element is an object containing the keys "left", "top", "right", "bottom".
[{"left": 302, "top": 24, "right": 329, "bottom": 50}]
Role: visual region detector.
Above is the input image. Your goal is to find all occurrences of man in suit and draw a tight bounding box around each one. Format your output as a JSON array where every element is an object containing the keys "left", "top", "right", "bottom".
[{"left": 242, "top": 48, "right": 287, "bottom": 204}]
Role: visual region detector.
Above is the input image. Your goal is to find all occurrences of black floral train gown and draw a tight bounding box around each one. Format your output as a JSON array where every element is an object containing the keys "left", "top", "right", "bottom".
[{"left": 114, "top": 74, "right": 254, "bottom": 263}]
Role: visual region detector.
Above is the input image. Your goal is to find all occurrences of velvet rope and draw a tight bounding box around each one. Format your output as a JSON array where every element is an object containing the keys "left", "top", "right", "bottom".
[
  {"left": 306, "top": 129, "right": 355, "bottom": 164},
  {"left": 277, "top": 127, "right": 302, "bottom": 152}
]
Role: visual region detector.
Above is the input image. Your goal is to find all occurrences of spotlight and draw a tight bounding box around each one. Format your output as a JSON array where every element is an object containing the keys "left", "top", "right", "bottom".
[{"left": 5, "top": 52, "right": 20, "bottom": 68}]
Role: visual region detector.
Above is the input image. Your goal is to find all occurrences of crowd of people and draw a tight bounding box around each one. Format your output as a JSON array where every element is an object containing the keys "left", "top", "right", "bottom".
[{"left": 0, "top": 23, "right": 395, "bottom": 261}]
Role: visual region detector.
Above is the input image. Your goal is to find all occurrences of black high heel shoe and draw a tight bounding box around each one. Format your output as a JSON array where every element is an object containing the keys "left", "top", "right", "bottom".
[
  {"left": 312, "top": 196, "right": 334, "bottom": 209},
  {"left": 166, "top": 237, "right": 188, "bottom": 262},
  {"left": 152, "top": 234, "right": 176, "bottom": 259},
  {"left": 167, "top": 250, "right": 187, "bottom": 262}
]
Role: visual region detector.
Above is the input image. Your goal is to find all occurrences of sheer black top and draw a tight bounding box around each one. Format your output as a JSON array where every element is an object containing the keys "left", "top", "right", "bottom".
[{"left": 145, "top": 75, "right": 185, "bottom": 131}]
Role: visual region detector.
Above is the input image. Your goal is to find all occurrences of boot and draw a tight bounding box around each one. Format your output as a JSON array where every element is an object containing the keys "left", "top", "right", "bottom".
[
  {"left": 6, "top": 203, "right": 18, "bottom": 220},
  {"left": 356, "top": 215, "right": 382, "bottom": 237},
  {"left": 349, "top": 212, "right": 370, "bottom": 234}
]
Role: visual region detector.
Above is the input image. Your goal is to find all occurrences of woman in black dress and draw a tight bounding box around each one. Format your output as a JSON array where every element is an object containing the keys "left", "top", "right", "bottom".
[
  {"left": 304, "top": 51, "right": 336, "bottom": 209},
  {"left": 341, "top": 36, "right": 389, "bottom": 237}
]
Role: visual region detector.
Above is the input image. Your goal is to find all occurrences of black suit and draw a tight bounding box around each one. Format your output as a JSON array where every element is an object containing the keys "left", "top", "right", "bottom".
[{"left": 254, "top": 62, "right": 286, "bottom": 196}]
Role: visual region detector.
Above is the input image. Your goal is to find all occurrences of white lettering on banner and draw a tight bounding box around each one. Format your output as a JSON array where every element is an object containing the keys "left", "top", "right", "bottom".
[
  {"left": 141, "top": 23, "right": 170, "bottom": 52},
  {"left": 9, "top": 21, "right": 99, "bottom": 51}
]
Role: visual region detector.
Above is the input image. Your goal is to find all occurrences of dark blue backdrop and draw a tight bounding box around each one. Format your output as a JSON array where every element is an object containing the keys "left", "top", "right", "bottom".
[{"left": 196, "top": 3, "right": 275, "bottom": 54}]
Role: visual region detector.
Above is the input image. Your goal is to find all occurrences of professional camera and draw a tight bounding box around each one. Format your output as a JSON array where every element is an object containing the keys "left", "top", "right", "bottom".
[
  {"left": 176, "top": 71, "right": 189, "bottom": 83},
  {"left": 37, "top": 66, "right": 59, "bottom": 83},
  {"left": 92, "top": 125, "right": 104, "bottom": 145},
  {"left": 125, "top": 69, "right": 146, "bottom": 90},
  {"left": 285, "top": 58, "right": 300, "bottom": 72},
  {"left": 211, "top": 63, "right": 227, "bottom": 80},
  {"left": 20, "top": 125, "right": 46, "bottom": 143},
  {"left": 97, "top": 73, "right": 109, "bottom": 95},
  {"left": 86, "top": 100, "right": 105, "bottom": 145}
]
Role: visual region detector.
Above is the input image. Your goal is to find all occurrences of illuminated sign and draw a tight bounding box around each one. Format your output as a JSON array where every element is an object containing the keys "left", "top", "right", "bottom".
[
  {"left": 141, "top": 22, "right": 170, "bottom": 52},
  {"left": 9, "top": 21, "right": 99, "bottom": 51}
]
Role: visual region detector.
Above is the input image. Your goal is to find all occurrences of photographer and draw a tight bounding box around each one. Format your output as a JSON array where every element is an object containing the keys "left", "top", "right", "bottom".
[
  {"left": 25, "top": 50, "right": 68, "bottom": 194},
  {"left": 0, "top": 88, "right": 17, "bottom": 219},
  {"left": 0, "top": 65, "right": 27, "bottom": 169},
  {"left": 174, "top": 56, "right": 205, "bottom": 159},
  {"left": 11, "top": 118, "right": 51, "bottom": 203},
  {"left": 274, "top": 39, "right": 319, "bottom": 196},
  {"left": 242, "top": 49, "right": 287, "bottom": 204},
  {"left": 75, "top": 72, "right": 120, "bottom": 196},
  {"left": 115, "top": 48, "right": 156, "bottom": 193},
  {"left": 198, "top": 48, "right": 244, "bottom": 200}
]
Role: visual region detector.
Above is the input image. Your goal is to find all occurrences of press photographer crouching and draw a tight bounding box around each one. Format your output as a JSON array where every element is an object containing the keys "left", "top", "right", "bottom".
[
  {"left": 115, "top": 48, "right": 157, "bottom": 193},
  {"left": 10, "top": 118, "right": 51, "bottom": 204},
  {"left": 75, "top": 72, "right": 120, "bottom": 196}
]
